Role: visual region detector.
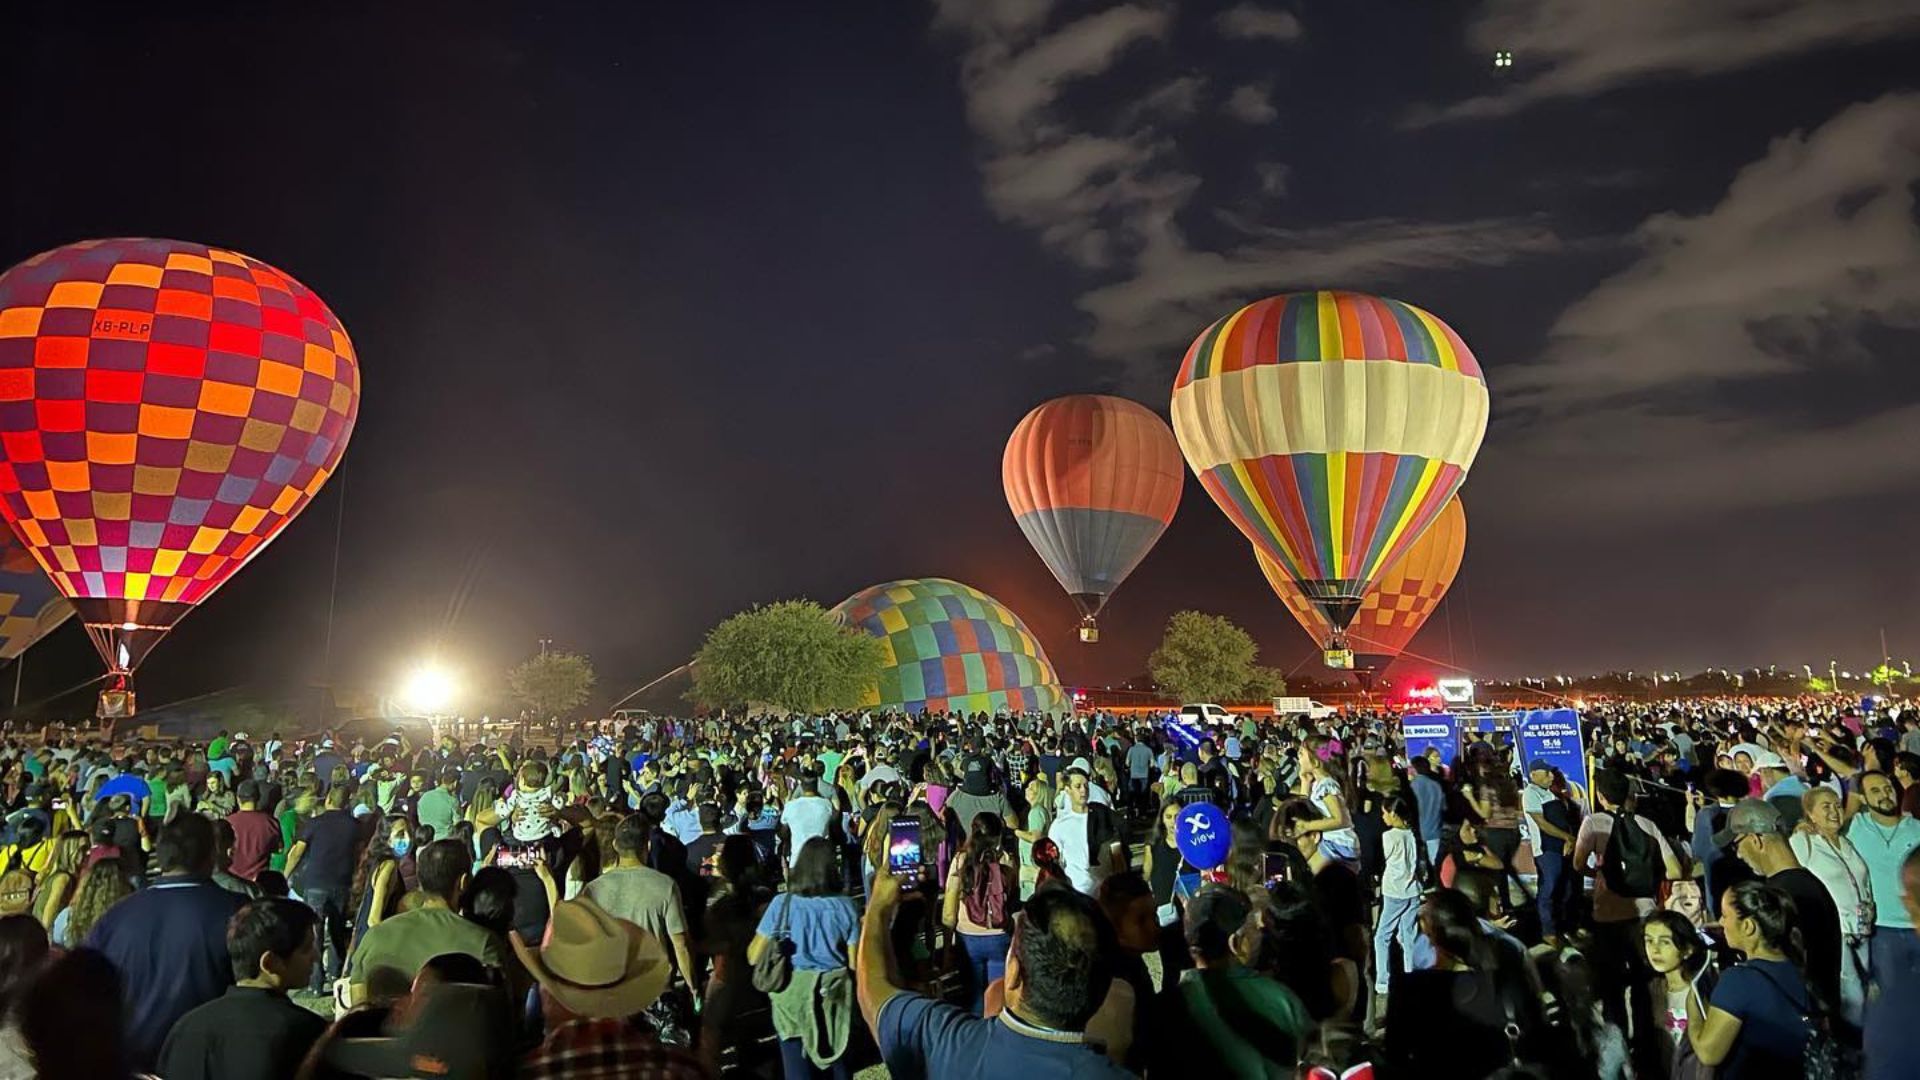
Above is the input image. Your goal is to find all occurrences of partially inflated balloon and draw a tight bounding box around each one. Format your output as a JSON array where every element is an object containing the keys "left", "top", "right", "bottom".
[
  {"left": 0, "top": 530, "right": 70, "bottom": 661},
  {"left": 1257, "top": 494, "right": 1466, "bottom": 674},
  {"left": 0, "top": 238, "right": 359, "bottom": 682},
  {"left": 1172, "top": 291, "right": 1487, "bottom": 646},
  {"left": 1002, "top": 395, "right": 1181, "bottom": 643}
]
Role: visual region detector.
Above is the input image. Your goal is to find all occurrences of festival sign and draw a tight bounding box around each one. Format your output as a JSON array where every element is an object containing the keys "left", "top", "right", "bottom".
[
  {"left": 1514, "top": 708, "right": 1588, "bottom": 792},
  {"left": 1401, "top": 713, "right": 1460, "bottom": 767}
]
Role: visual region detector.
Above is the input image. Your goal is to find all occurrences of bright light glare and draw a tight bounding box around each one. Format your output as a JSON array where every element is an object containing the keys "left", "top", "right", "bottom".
[{"left": 400, "top": 664, "right": 458, "bottom": 713}]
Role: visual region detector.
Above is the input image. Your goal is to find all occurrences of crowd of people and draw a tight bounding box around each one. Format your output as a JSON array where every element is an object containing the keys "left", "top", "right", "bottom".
[{"left": 0, "top": 697, "right": 1908, "bottom": 1078}]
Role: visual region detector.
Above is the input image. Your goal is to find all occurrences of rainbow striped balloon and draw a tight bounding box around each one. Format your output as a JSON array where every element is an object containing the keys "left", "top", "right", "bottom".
[
  {"left": 1172, "top": 291, "right": 1487, "bottom": 632},
  {"left": 1257, "top": 493, "right": 1466, "bottom": 673}
]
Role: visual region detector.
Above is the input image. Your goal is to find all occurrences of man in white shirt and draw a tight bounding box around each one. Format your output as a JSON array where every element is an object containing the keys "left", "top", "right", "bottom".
[
  {"left": 1046, "top": 769, "right": 1121, "bottom": 894},
  {"left": 778, "top": 765, "right": 838, "bottom": 868}
]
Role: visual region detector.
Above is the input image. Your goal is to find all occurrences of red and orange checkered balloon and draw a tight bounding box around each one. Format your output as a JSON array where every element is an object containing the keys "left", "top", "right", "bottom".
[{"left": 0, "top": 238, "right": 359, "bottom": 676}]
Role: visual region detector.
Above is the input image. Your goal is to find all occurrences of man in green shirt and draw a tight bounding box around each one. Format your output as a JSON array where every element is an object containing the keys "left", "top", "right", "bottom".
[
  {"left": 1152, "top": 887, "right": 1311, "bottom": 1076},
  {"left": 415, "top": 767, "right": 461, "bottom": 845},
  {"left": 346, "top": 839, "right": 505, "bottom": 1001}
]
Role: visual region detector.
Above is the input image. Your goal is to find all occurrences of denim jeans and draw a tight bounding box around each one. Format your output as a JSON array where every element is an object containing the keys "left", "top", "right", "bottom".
[
  {"left": 1870, "top": 926, "right": 1920, "bottom": 1019},
  {"left": 961, "top": 930, "right": 1012, "bottom": 1014},
  {"left": 1534, "top": 850, "right": 1568, "bottom": 938},
  {"left": 1373, "top": 894, "right": 1422, "bottom": 994}
]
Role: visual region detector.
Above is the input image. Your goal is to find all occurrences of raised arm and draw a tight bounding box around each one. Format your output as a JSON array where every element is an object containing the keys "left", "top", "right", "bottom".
[{"left": 856, "top": 870, "right": 907, "bottom": 1035}]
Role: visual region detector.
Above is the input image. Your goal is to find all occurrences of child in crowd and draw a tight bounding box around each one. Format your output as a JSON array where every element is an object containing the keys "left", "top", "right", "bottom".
[{"left": 495, "top": 760, "right": 566, "bottom": 847}]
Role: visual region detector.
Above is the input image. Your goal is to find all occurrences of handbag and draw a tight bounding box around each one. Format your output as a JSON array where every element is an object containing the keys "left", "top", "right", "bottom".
[{"left": 752, "top": 894, "right": 796, "bottom": 994}]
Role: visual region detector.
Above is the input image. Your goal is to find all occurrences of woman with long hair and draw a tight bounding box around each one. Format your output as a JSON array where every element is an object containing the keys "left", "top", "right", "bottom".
[
  {"left": 0, "top": 914, "right": 48, "bottom": 1075},
  {"left": 195, "top": 770, "right": 236, "bottom": 818},
  {"left": 1295, "top": 737, "right": 1359, "bottom": 867},
  {"left": 702, "top": 834, "right": 776, "bottom": 1076},
  {"left": 466, "top": 777, "right": 502, "bottom": 840},
  {"left": 55, "top": 857, "right": 133, "bottom": 948},
  {"left": 1685, "top": 880, "right": 1819, "bottom": 1077},
  {"left": 1462, "top": 752, "right": 1525, "bottom": 896},
  {"left": 30, "top": 830, "right": 89, "bottom": 932},
  {"left": 860, "top": 803, "right": 899, "bottom": 898},
  {"left": 349, "top": 814, "right": 415, "bottom": 947},
  {"left": 1014, "top": 778, "right": 1054, "bottom": 893},
  {"left": 941, "top": 812, "right": 1019, "bottom": 1014},
  {"left": 1145, "top": 796, "right": 1189, "bottom": 910},
  {"left": 1642, "top": 910, "right": 1716, "bottom": 1079},
  {"left": 748, "top": 838, "right": 859, "bottom": 1080},
  {"left": 1385, "top": 887, "right": 1547, "bottom": 1076}
]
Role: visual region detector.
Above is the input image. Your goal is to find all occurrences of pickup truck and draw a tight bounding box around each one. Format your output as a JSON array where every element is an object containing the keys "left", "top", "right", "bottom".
[
  {"left": 1178, "top": 703, "right": 1237, "bottom": 727},
  {"left": 1272, "top": 696, "right": 1337, "bottom": 721}
]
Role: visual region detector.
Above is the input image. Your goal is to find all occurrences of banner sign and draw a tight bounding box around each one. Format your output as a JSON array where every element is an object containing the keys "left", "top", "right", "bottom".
[
  {"left": 1402, "top": 713, "right": 1460, "bottom": 767},
  {"left": 1514, "top": 708, "right": 1588, "bottom": 792}
]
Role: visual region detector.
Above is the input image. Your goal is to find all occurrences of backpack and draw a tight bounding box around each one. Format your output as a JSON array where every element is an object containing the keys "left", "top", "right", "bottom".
[
  {"left": 0, "top": 849, "right": 36, "bottom": 916},
  {"left": 1599, "top": 812, "right": 1663, "bottom": 899},
  {"left": 962, "top": 860, "right": 1010, "bottom": 929},
  {"left": 1752, "top": 963, "right": 1862, "bottom": 1080}
]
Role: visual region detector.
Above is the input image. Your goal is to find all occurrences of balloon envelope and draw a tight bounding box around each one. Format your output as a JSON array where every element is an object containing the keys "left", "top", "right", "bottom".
[
  {"left": 0, "top": 530, "right": 70, "bottom": 662},
  {"left": 0, "top": 238, "right": 360, "bottom": 676},
  {"left": 1172, "top": 290, "right": 1487, "bottom": 634},
  {"left": 1002, "top": 395, "right": 1181, "bottom": 640},
  {"left": 832, "top": 578, "right": 1068, "bottom": 716},
  {"left": 1257, "top": 494, "right": 1466, "bottom": 673}
]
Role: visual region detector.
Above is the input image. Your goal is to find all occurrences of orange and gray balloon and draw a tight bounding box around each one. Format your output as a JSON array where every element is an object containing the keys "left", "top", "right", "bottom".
[{"left": 1002, "top": 395, "right": 1182, "bottom": 642}]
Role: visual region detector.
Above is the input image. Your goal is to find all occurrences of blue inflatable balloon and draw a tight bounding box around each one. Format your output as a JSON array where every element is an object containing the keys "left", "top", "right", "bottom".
[{"left": 1174, "top": 801, "right": 1231, "bottom": 870}]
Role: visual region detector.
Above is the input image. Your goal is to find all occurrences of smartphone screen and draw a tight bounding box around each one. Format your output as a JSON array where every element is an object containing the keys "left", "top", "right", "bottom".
[
  {"left": 498, "top": 846, "right": 546, "bottom": 871},
  {"left": 1264, "top": 852, "right": 1290, "bottom": 887},
  {"left": 886, "top": 818, "right": 923, "bottom": 882}
]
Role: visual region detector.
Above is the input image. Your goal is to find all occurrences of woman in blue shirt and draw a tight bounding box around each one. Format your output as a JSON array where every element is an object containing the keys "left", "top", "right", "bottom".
[
  {"left": 1685, "top": 880, "right": 1818, "bottom": 1078},
  {"left": 749, "top": 838, "right": 860, "bottom": 1079}
]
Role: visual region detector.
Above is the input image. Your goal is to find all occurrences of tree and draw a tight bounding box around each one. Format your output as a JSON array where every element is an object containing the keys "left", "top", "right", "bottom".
[
  {"left": 1148, "top": 610, "right": 1281, "bottom": 703},
  {"left": 691, "top": 600, "right": 884, "bottom": 714},
  {"left": 508, "top": 650, "right": 596, "bottom": 720}
]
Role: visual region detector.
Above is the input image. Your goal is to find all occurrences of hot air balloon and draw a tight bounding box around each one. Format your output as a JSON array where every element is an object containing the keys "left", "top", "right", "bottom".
[
  {"left": 0, "top": 238, "right": 360, "bottom": 714},
  {"left": 0, "top": 530, "right": 70, "bottom": 662},
  {"left": 832, "top": 578, "right": 1068, "bottom": 716},
  {"left": 1003, "top": 395, "right": 1182, "bottom": 643},
  {"left": 1257, "top": 494, "right": 1465, "bottom": 677},
  {"left": 1171, "top": 291, "right": 1486, "bottom": 668}
]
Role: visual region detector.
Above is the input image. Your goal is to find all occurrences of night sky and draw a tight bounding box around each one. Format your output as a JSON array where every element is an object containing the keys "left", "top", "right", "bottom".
[{"left": 4, "top": 2, "right": 1919, "bottom": 711}]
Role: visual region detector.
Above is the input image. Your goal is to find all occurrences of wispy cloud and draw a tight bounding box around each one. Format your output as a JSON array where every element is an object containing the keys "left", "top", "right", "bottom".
[
  {"left": 1215, "top": 4, "right": 1303, "bottom": 43},
  {"left": 1224, "top": 83, "right": 1277, "bottom": 123},
  {"left": 1415, "top": 0, "right": 1920, "bottom": 125},
  {"left": 1508, "top": 92, "right": 1920, "bottom": 402},
  {"left": 934, "top": 3, "right": 1183, "bottom": 272},
  {"left": 933, "top": 2, "right": 1554, "bottom": 364},
  {"left": 1081, "top": 212, "right": 1561, "bottom": 358},
  {"left": 1486, "top": 93, "right": 1920, "bottom": 519}
]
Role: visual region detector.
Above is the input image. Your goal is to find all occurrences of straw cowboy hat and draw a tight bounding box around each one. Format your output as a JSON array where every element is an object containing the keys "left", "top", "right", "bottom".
[{"left": 510, "top": 896, "right": 671, "bottom": 1019}]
